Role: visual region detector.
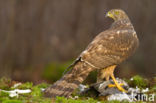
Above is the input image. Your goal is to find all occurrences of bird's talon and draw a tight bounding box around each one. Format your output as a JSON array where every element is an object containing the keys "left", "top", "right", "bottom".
[
  {"left": 108, "top": 83, "right": 124, "bottom": 88},
  {"left": 118, "top": 87, "right": 128, "bottom": 93},
  {"left": 108, "top": 83, "right": 127, "bottom": 93}
]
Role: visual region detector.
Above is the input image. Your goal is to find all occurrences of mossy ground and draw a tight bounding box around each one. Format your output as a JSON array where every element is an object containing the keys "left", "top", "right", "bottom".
[{"left": 0, "top": 75, "right": 155, "bottom": 103}]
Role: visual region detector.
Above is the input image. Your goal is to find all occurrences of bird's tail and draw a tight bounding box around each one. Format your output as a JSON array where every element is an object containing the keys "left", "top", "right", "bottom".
[{"left": 44, "top": 61, "right": 94, "bottom": 98}]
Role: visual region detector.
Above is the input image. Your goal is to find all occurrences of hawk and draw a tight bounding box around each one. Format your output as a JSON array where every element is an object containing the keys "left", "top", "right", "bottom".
[{"left": 44, "top": 9, "right": 139, "bottom": 98}]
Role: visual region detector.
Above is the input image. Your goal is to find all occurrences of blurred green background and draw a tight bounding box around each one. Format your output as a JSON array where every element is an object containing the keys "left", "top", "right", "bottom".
[{"left": 0, "top": 0, "right": 155, "bottom": 84}]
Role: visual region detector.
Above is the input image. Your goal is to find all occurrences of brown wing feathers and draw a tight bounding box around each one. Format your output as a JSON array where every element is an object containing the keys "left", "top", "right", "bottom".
[{"left": 44, "top": 61, "right": 94, "bottom": 98}]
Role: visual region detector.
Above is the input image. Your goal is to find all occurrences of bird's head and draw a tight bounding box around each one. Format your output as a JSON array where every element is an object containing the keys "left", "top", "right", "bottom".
[{"left": 106, "top": 9, "right": 129, "bottom": 21}]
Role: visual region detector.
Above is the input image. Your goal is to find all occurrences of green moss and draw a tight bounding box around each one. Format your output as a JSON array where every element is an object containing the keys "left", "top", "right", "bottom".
[
  {"left": 55, "top": 96, "right": 100, "bottom": 103},
  {"left": 152, "top": 85, "right": 156, "bottom": 91},
  {"left": 34, "top": 83, "right": 49, "bottom": 88},
  {"left": 0, "top": 75, "right": 153, "bottom": 103},
  {"left": 31, "top": 86, "right": 42, "bottom": 97},
  {"left": 0, "top": 91, "right": 10, "bottom": 97},
  {"left": 2, "top": 100, "right": 22, "bottom": 103},
  {"left": 128, "top": 75, "right": 148, "bottom": 88},
  {"left": 0, "top": 77, "right": 11, "bottom": 90},
  {"left": 18, "top": 82, "right": 33, "bottom": 89}
]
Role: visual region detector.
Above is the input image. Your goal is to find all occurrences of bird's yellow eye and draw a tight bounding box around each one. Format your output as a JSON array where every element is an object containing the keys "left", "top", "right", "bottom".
[{"left": 114, "top": 11, "right": 119, "bottom": 15}]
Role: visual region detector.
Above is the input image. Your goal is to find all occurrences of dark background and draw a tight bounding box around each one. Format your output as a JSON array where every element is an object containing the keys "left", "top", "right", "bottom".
[{"left": 0, "top": 0, "right": 155, "bottom": 83}]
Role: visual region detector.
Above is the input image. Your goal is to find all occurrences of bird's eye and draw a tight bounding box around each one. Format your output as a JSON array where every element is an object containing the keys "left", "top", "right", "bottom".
[{"left": 114, "top": 11, "right": 119, "bottom": 15}]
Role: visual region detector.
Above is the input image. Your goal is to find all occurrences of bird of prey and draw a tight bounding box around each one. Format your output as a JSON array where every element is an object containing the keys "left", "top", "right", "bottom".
[{"left": 44, "top": 9, "right": 139, "bottom": 98}]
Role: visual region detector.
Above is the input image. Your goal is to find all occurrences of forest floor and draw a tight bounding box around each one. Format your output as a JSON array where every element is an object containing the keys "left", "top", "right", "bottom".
[{"left": 0, "top": 75, "right": 155, "bottom": 103}]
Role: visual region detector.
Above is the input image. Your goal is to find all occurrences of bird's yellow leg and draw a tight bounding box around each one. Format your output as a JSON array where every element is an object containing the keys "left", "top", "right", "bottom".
[
  {"left": 97, "top": 65, "right": 127, "bottom": 93},
  {"left": 110, "top": 74, "right": 128, "bottom": 93},
  {"left": 108, "top": 83, "right": 124, "bottom": 88},
  {"left": 104, "top": 65, "right": 127, "bottom": 93}
]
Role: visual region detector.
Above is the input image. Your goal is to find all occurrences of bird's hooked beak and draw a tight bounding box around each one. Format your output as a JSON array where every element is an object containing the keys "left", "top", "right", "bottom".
[{"left": 106, "top": 11, "right": 114, "bottom": 20}]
